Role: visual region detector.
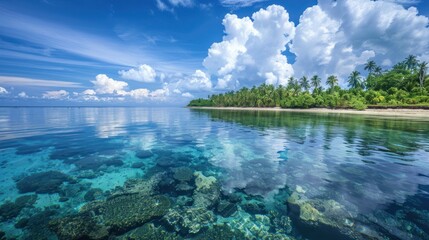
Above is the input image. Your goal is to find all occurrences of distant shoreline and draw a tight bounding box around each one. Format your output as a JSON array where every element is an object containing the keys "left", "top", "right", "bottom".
[{"left": 189, "top": 106, "right": 429, "bottom": 118}]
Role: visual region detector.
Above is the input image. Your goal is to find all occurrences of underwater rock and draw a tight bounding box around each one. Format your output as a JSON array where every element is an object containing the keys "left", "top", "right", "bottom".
[
  {"left": 173, "top": 167, "right": 194, "bottom": 182},
  {"left": 176, "top": 196, "right": 193, "bottom": 206},
  {"left": 16, "top": 171, "right": 73, "bottom": 194},
  {"left": 76, "top": 170, "right": 98, "bottom": 179},
  {"left": 15, "top": 217, "right": 29, "bottom": 228},
  {"left": 241, "top": 200, "right": 268, "bottom": 215},
  {"left": 49, "top": 212, "right": 109, "bottom": 240},
  {"left": 175, "top": 182, "right": 194, "bottom": 195},
  {"left": 116, "top": 223, "right": 181, "bottom": 240},
  {"left": 191, "top": 171, "right": 220, "bottom": 209},
  {"left": 24, "top": 209, "right": 58, "bottom": 239},
  {"left": 228, "top": 210, "right": 272, "bottom": 239},
  {"left": 84, "top": 188, "right": 104, "bottom": 202},
  {"left": 135, "top": 150, "right": 153, "bottom": 159},
  {"left": 0, "top": 194, "right": 37, "bottom": 220},
  {"left": 164, "top": 206, "right": 215, "bottom": 235},
  {"left": 113, "top": 174, "right": 161, "bottom": 196},
  {"left": 196, "top": 224, "right": 246, "bottom": 240},
  {"left": 131, "top": 162, "right": 145, "bottom": 169},
  {"left": 158, "top": 176, "right": 176, "bottom": 194},
  {"left": 100, "top": 194, "right": 171, "bottom": 233},
  {"left": 157, "top": 156, "right": 177, "bottom": 167},
  {"left": 287, "top": 192, "right": 376, "bottom": 240},
  {"left": 194, "top": 171, "right": 216, "bottom": 191},
  {"left": 71, "top": 156, "right": 124, "bottom": 170},
  {"left": 216, "top": 200, "right": 237, "bottom": 218}
]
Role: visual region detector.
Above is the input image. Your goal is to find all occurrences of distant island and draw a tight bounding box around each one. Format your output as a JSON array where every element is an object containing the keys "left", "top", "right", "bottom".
[{"left": 189, "top": 56, "right": 428, "bottom": 111}]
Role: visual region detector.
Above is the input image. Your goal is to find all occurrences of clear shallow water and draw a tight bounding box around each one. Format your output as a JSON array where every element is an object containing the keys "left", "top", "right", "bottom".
[{"left": 0, "top": 107, "right": 428, "bottom": 239}]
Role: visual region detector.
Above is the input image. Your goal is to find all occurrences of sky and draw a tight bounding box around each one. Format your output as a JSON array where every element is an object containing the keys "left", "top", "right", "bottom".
[{"left": 0, "top": 0, "right": 428, "bottom": 106}]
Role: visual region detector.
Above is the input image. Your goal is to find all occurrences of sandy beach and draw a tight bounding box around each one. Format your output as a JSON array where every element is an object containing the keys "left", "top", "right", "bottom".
[{"left": 189, "top": 107, "right": 429, "bottom": 118}]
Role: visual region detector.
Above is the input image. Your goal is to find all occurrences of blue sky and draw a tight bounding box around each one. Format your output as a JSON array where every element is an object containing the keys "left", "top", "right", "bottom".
[{"left": 0, "top": 0, "right": 428, "bottom": 106}]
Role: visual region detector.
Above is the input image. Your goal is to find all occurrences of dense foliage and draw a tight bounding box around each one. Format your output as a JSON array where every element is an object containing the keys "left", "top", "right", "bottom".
[{"left": 188, "top": 56, "right": 429, "bottom": 110}]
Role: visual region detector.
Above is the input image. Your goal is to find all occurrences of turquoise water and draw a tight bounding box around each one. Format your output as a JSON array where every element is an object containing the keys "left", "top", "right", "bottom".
[{"left": 0, "top": 107, "right": 428, "bottom": 239}]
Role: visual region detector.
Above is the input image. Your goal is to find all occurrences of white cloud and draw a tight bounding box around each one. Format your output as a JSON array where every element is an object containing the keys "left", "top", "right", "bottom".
[
  {"left": 291, "top": 0, "right": 429, "bottom": 82},
  {"left": 91, "top": 74, "right": 128, "bottom": 95},
  {"left": 166, "top": 70, "right": 213, "bottom": 92},
  {"left": 156, "top": 0, "right": 194, "bottom": 12},
  {"left": 0, "top": 76, "right": 81, "bottom": 88},
  {"left": 220, "top": 0, "right": 267, "bottom": 7},
  {"left": 18, "top": 92, "right": 28, "bottom": 98},
  {"left": 203, "top": 5, "right": 295, "bottom": 88},
  {"left": 82, "top": 89, "right": 96, "bottom": 95},
  {"left": 380, "top": 0, "right": 420, "bottom": 5},
  {"left": 0, "top": 86, "right": 8, "bottom": 94},
  {"left": 128, "top": 88, "right": 150, "bottom": 99},
  {"left": 181, "top": 92, "right": 193, "bottom": 98},
  {"left": 42, "top": 90, "right": 69, "bottom": 99},
  {"left": 118, "top": 64, "right": 157, "bottom": 82},
  {"left": 149, "top": 86, "right": 170, "bottom": 98}
]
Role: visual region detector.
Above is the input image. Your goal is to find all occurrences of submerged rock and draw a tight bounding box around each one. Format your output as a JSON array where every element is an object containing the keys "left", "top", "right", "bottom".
[
  {"left": 135, "top": 150, "right": 153, "bottom": 159},
  {"left": 194, "top": 171, "right": 216, "bottom": 191},
  {"left": 49, "top": 212, "right": 109, "bottom": 240},
  {"left": 71, "top": 156, "right": 123, "bottom": 170},
  {"left": 216, "top": 200, "right": 237, "bottom": 218},
  {"left": 287, "top": 191, "right": 376, "bottom": 240},
  {"left": 173, "top": 167, "right": 194, "bottom": 182},
  {"left": 16, "top": 171, "right": 73, "bottom": 194},
  {"left": 196, "top": 224, "right": 246, "bottom": 240},
  {"left": 51, "top": 193, "right": 171, "bottom": 238},
  {"left": 0, "top": 194, "right": 37, "bottom": 220},
  {"left": 164, "top": 206, "right": 215, "bottom": 235},
  {"left": 100, "top": 194, "right": 171, "bottom": 232},
  {"left": 117, "top": 223, "right": 181, "bottom": 240},
  {"left": 84, "top": 188, "right": 104, "bottom": 202}
]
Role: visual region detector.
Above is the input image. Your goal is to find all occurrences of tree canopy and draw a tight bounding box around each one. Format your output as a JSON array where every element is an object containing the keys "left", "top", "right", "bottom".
[{"left": 189, "top": 56, "right": 429, "bottom": 110}]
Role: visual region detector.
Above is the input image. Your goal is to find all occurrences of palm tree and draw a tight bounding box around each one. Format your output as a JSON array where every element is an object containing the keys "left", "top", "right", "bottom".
[
  {"left": 418, "top": 61, "right": 428, "bottom": 88},
  {"left": 374, "top": 66, "right": 383, "bottom": 76},
  {"left": 405, "top": 55, "right": 418, "bottom": 71},
  {"left": 348, "top": 71, "right": 363, "bottom": 89},
  {"left": 299, "top": 76, "right": 310, "bottom": 92},
  {"left": 326, "top": 75, "right": 338, "bottom": 92},
  {"left": 364, "top": 60, "right": 377, "bottom": 75},
  {"left": 311, "top": 75, "right": 322, "bottom": 93}
]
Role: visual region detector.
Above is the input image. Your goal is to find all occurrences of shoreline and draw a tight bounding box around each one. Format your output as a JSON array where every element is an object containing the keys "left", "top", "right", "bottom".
[{"left": 189, "top": 106, "right": 429, "bottom": 118}]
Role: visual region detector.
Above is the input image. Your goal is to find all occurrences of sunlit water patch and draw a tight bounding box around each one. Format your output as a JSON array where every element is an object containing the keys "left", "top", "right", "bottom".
[{"left": 0, "top": 107, "right": 428, "bottom": 239}]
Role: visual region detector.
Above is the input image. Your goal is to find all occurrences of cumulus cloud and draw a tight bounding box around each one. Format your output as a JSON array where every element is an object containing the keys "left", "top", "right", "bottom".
[
  {"left": 291, "top": 0, "right": 429, "bottom": 82},
  {"left": 42, "top": 90, "right": 69, "bottom": 99},
  {"left": 18, "top": 92, "right": 28, "bottom": 98},
  {"left": 128, "top": 88, "right": 150, "bottom": 99},
  {"left": 203, "top": 5, "right": 295, "bottom": 88},
  {"left": 91, "top": 74, "right": 128, "bottom": 95},
  {"left": 181, "top": 92, "right": 193, "bottom": 98},
  {"left": 82, "top": 89, "right": 96, "bottom": 95},
  {"left": 0, "top": 86, "right": 8, "bottom": 94},
  {"left": 118, "top": 64, "right": 157, "bottom": 82}
]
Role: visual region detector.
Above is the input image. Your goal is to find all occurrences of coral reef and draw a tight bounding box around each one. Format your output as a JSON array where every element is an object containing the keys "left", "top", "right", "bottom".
[
  {"left": 164, "top": 206, "right": 215, "bottom": 234},
  {"left": 49, "top": 212, "right": 109, "bottom": 240},
  {"left": 135, "top": 150, "right": 154, "bottom": 159},
  {"left": 0, "top": 195, "right": 37, "bottom": 220},
  {"left": 173, "top": 167, "right": 194, "bottom": 182},
  {"left": 117, "top": 223, "right": 181, "bottom": 240},
  {"left": 16, "top": 171, "right": 74, "bottom": 194}
]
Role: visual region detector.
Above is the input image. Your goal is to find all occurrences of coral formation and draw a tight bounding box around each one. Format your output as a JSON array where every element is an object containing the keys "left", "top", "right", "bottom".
[{"left": 16, "top": 171, "right": 73, "bottom": 194}]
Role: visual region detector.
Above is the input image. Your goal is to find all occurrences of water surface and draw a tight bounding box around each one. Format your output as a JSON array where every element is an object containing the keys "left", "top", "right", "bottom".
[{"left": 0, "top": 107, "right": 428, "bottom": 239}]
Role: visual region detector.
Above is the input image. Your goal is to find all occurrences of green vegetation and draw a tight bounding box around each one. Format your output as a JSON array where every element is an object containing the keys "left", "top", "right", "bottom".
[{"left": 188, "top": 56, "right": 429, "bottom": 110}]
